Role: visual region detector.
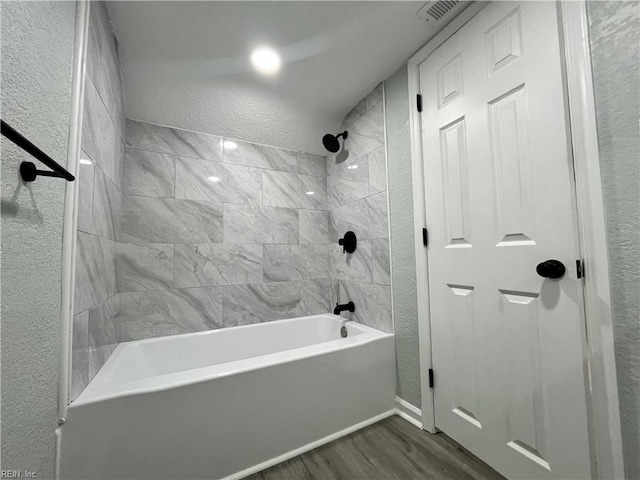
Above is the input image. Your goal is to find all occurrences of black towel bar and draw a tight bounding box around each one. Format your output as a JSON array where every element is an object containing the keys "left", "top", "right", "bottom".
[{"left": 1, "top": 119, "right": 75, "bottom": 182}]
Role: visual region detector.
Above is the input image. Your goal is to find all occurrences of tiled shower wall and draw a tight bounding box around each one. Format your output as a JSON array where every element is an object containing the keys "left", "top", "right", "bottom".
[
  {"left": 118, "top": 120, "right": 332, "bottom": 341},
  {"left": 327, "top": 84, "right": 393, "bottom": 333},
  {"left": 72, "top": 1, "right": 125, "bottom": 400},
  {"left": 70, "top": 8, "right": 392, "bottom": 399}
]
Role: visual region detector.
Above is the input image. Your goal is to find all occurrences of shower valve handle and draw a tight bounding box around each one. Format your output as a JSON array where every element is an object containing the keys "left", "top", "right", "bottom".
[{"left": 338, "top": 231, "right": 357, "bottom": 254}]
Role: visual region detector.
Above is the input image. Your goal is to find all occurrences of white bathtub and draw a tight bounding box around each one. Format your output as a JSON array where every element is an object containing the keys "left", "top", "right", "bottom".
[{"left": 59, "top": 314, "right": 396, "bottom": 479}]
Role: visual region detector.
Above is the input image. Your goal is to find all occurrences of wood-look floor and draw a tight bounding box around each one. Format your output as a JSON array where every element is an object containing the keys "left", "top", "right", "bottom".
[{"left": 245, "top": 415, "right": 504, "bottom": 480}]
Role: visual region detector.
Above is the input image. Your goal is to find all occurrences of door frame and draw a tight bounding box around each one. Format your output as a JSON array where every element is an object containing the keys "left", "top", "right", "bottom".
[{"left": 406, "top": 1, "right": 624, "bottom": 478}]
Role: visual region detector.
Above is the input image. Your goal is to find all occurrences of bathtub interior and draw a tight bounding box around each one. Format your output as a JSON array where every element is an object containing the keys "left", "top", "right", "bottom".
[{"left": 74, "top": 314, "right": 388, "bottom": 406}]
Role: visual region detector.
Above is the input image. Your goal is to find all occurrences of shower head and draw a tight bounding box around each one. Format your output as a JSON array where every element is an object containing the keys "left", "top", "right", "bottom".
[{"left": 322, "top": 131, "right": 348, "bottom": 153}]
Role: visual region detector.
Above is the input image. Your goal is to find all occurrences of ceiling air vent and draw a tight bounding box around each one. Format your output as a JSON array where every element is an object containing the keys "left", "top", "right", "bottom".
[{"left": 417, "top": 0, "right": 460, "bottom": 23}]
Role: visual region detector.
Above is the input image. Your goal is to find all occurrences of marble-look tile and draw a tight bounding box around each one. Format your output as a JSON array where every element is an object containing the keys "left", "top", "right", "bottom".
[
  {"left": 263, "top": 245, "right": 330, "bottom": 282},
  {"left": 70, "top": 310, "right": 89, "bottom": 401},
  {"left": 88, "top": 294, "right": 119, "bottom": 378},
  {"left": 371, "top": 238, "right": 391, "bottom": 285},
  {"left": 126, "top": 120, "right": 223, "bottom": 161},
  {"left": 366, "top": 83, "right": 384, "bottom": 110},
  {"left": 175, "top": 157, "right": 262, "bottom": 204},
  {"left": 85, "top": 0, "right": 102, "bottom": 99},
  {"left": 329, "top": 192, "right": 389, "bottom": 240},
  {"left": 299, "top": 210, "right": 331, "bottom": 245},
  {"left": 300, "top": 279, "right": 332, "bottom": 315},
  {"left": 326, "top": 149, "right": 356, "bottom": 177},
  {"left": 87, "top": 1, "right": 124, "bottom": 137},
  {"left": 118, "top": 287, "right": 223, "bottom": 341},
  {"left": 174, "top": 243, "right": 263, "bottom": 287},
  {"left": 92, "top": 168, "right": 121, "bottom": 241},
  {"left": 118, "top": 243, "right": 174, "bottom": 292},
  {"left": 114, "top": 135, "right": 125, "bottom": 190},
  {"left": 223, "top": 203, "right": 298, "bottom": 244},
  {"left": 330, "top": 241, "right": 373, "bottom": 282},
  {"left": 368, "top": 147, "right": 387, "bottom": 194},
  {"left": 74, "top": 232, "right": 117, "bottom": 314},
  {"left": 338, "top": 281, "right": 392, "bottom": 333},
  {"left": 296, "top": 153, "right": 326, "bottom": 177},
  {"left": 123, "top": 149, "right": 175, "bottom": 198},
  {"left": 223, "top": 140, "right": 298, "bottom": 173},
  {"left": 77, "top": 152, "right": 95, "bottom": 234},
  {"left": 343, "top": 97, "right": 367, "bottom": 129},
  {"left": 329, "top": 279, "right": 340, "bottom": 306},
  {"left": 82, "top": 78, "right": 121, "bottom": 187},
  {"left": 121, "top": 196, "right": 223, "bottom": 243},
  {"left": 343, "top": 102, "right": 384, "bottom": 161},
  {"left": 89, "top": 294, "right": 119, "bottom": 348},
  {"left": 221, "top": 282, "right": 301, "bottom": 326},
  {"left": 327, "top": 159, "right": 369, "bottom": 209},
  {"left": 263, "top": 170, "right": 326, "bottom": 210}
]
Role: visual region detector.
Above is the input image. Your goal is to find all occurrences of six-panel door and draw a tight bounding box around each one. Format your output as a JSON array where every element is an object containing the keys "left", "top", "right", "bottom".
[{"left": 419, "top": 2, "right": 592, "bottom": 479}]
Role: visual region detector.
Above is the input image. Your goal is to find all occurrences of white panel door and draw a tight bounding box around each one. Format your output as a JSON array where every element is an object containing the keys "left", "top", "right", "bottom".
[{"left": 419, "top": 2, "right": 592, "bottom": 479}]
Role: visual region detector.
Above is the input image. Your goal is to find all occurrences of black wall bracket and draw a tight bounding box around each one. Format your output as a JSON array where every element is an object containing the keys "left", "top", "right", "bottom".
[
  {"left": 19, "top": 161, "right": 71, "bottom": 182},
  {"left": 1, "top": 120, "right": 75, "bottom": 183}
]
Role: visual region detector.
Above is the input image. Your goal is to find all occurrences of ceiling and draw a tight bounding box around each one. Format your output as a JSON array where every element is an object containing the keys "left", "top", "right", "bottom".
[{"left": 107, "top": 1, "right": 467, "bottom": 155}]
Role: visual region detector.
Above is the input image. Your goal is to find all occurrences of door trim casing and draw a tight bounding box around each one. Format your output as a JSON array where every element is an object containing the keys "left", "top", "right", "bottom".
[{"left": 406, "top": 1, "right": 624, "bottom": 478}]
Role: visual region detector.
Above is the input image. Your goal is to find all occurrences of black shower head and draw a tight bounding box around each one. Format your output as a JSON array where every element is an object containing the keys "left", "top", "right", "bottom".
[{"left": 322, "top": 131, "right": 348, "bottom": 153}]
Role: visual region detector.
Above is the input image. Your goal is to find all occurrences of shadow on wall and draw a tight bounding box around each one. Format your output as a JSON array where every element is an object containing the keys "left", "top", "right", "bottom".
[{"left": 0, "top": 183, "right": 45, "bottom": 223}]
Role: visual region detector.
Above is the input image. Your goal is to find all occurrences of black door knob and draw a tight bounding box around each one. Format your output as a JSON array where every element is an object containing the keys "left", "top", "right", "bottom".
[{"left": 536, "top": 259, "right": 566, "bottom": 279}]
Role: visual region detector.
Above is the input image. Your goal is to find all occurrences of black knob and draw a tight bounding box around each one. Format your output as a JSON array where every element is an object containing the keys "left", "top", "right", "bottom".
[
  {"left": 536, "top": 259, "right": 566, "bottom": 279},
  {"left": 338, "top": 231, "right": 357, "bottom": 254}
]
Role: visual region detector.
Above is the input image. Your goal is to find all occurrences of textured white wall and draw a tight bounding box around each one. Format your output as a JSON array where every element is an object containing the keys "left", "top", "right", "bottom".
[
  {"left": 0, "top": 1, "right": 76, "bottom": 477},
  {"left": 587, "top": 2, "right": 640, "bottom": 478},
  {"left": 384, "top": 66, "right": 421, "bottom": 408},
  {"left": 105, "top": 1, "right": 457, "bottom": 157},
  {"left": 122, "top": 68, "right": 339, "bottom": 157}
]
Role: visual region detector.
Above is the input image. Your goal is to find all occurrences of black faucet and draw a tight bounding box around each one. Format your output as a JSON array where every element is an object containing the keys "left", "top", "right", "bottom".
[{"left": 334, "top": 301, "right": 355, "bottom": 315}]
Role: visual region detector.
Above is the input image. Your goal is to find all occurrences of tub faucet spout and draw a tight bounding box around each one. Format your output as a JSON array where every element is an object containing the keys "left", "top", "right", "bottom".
[{"left": 334, "top": 301, "right": 355, "bottom": 315}]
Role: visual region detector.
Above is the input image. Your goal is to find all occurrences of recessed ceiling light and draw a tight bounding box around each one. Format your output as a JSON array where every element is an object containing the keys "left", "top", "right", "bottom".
[
  {"left": 223, "top": 140, "right": 237, "bottom": 150},
  {"left": 251, "top": 47, "right": 281, "bottom": 75},
  {"left": 347, "top": 164, "right": 358, "bottom": 170},
  {"left": 208, "top": 176, "right": 221, "bottom": 183},
  {"left": 79, "top": 159, "right": 93, "bottom": 165},
  {"left": 306, "top": 191, "right": 315, "bottom": 195}
]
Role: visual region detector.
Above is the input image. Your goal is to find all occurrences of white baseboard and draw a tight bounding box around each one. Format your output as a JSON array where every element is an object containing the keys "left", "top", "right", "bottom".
[
  {"left": 225, "top": 409, "right": 396, "bottom": 480},
  {"left": 394, "top": 396, "right": 423, "bottom": 430}
]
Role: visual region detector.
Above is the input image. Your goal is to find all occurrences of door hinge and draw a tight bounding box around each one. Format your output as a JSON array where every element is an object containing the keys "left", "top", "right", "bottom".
[
  {"left": 428, "top": 368, "right": 434, "bottom": 388},
  {"left": 576, "top": 259, "right": 585, "bottom": 279},
  {"left": 417, "top": 94, "right": 423, "bottom": 112},
  {"left": 422, "top": 227, "right": 428, "bottom": 247}
]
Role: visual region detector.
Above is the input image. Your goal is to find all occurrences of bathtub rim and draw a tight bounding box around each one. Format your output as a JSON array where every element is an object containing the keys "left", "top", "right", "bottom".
[{"left": 73, "top": 315, "right": 393, "bottom": 408}]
